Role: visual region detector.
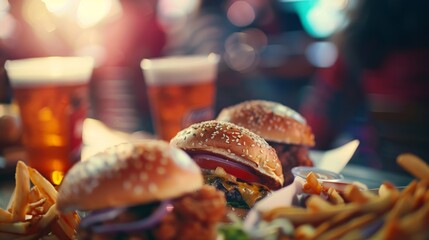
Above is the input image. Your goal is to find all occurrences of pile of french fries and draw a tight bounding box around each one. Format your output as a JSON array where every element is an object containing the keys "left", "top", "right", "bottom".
[
  {"left": 0, "top": 161, "right": 80, "bottom": 240},
  {"left": 261, "top": 154, "right": 429, "bottom": 239}
]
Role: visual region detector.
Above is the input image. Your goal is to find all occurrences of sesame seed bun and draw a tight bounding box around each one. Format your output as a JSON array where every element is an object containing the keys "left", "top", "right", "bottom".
[
  {"left": 57, "top": 140, "right": 203, "bottom": 212},
  {"left": 170, "top": 120, "right": 284, "bottom": 189},
  {"left": 216, "top": 100, "right": 315, "bottom": 146}
]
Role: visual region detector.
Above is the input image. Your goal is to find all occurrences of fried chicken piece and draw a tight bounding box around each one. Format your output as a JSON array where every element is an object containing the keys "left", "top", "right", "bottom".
[
  {"left": 154, "top": 185, "right": 226, "bottom": 240},
  {"left": 81, "top": 186, "right": 227, "bottom": 240}
]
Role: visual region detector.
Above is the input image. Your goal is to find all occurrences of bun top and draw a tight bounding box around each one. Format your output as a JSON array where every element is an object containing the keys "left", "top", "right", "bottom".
[
  {"left": 170, "top": 120, "right": 284, "bottom": 189},
  {"left": 57, "top": 140, "right": 203, "bottom": 212},
  {"left": 217, "top": 100, "right": 315, "bottom": 146}
]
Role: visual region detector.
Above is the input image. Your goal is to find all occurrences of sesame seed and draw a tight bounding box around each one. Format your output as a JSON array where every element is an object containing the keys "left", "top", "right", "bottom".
[
  {"left": 134, "top": 159, "right": 143, "bottom": 169},
  {"left": 123, "top": 181, "right": 132, "bottom": 190},
  {"left": 149, "top": 183, "right": 157, "bottom": 192},
  {"left": 140, "top": 172, "right": 148, "bottom": 181},
  {"left": 134, "top": 186, "right": 143, "bottom": 195},
  {"left": 157, "top": 167, "right": 165, "bottom": 175}
]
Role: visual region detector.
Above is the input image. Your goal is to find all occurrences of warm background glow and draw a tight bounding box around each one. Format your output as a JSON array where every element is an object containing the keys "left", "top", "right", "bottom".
[
  {"left": 1, "top": 0, "right": 354, "bottom": 131},
  {"left": 1, "top": 0, "right": 122, "bottom": 64}
]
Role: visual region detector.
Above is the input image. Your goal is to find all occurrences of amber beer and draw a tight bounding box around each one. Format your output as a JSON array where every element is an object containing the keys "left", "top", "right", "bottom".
[
  {"left": 5, "top": 57, "right": 94, "bottom": 185},
  {"left": 141, "top": 54, "right": 219, "bottom": 141}
]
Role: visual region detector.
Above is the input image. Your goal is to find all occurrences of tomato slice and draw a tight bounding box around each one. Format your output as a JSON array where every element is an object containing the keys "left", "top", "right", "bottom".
[{"left": 191, "top": 154, "right": 262, "bottom": 184}]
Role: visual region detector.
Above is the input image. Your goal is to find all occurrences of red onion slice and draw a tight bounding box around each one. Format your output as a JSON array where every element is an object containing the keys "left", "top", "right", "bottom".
[
  {"left": 191, "top": 153, "right": 262, "bottom": 184},
  {"left": 90, "top": 200, "right": 173, "bottom": 233},
  {"left": 81, "top": 207, "right": 126, "bottom": 228}
]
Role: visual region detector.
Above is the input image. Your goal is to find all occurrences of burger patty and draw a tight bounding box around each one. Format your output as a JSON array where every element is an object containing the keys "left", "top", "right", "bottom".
[
  {"left": 268, "top": 141, "right": 313, "bottom": 186},
  {"left": 203, "top": 170, "right": 270, "bottom": 209},
  {"left": 79, "top": 186, "right": 226, "bottom": 240}
]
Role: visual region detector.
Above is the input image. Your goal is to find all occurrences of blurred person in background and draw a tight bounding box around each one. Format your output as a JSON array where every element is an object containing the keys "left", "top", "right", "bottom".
[
  {"left": 159, "top": 0, "right": 244, "bottom": 112},
  {"left": 91, "top": 0, "right": 166, "bottom": 133},
  {"left": 160, "top": 0, "right": 316, "bottom": 112},
  {"left": 0, "top": 0, "right": 166, "bottom": 167},
  {"left": 300, "top": 0, "right": 429, "bottom": 175},
  {"left": 0, "top": 0, "right": 166, "bottom": 133}
]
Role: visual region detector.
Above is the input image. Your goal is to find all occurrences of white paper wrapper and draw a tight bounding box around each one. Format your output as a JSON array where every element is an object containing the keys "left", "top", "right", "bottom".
[
  {"left": 244, "top": 140, "right": 360, "bottom": 231},
  {"left": 81, "top": 118, "right": 156, "bottom": 160}
]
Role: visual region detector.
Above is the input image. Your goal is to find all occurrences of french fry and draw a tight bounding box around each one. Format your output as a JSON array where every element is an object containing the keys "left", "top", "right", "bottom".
[
  {"left": 53, "top": 216, "right": 78, "bottom": 240},
  {"left": 0, "top": 208, "right": 12, "bottom": 222},
  {"left": 396, "top": 202, "right": 429, "bottom": 235},
  {"left": 398, "top": 179, "right": 417, "bottom": 196},
  {"left": 303, "top": 172, "right": 323, "bottom": 195},
  {"left": 7, "top": 188, "right": 16, "bottom": 212},
  {"left": 396, "top": 153, "right": 429, "bottom": 181},
  {"left": 27, "top": 198, "right": 47, "bottom": 216},
  {"left": 388, "top": 193, "right": 414, "bottom": 220},
  {"left": 262, "top": 206, "right": 308, "bottom": 220},
  {"left": 311, "top": 208, "right": 361, "bottom": 239},
  {"left": 0, "top": 161, "right": 79, "bottom": 240},
  {"left": 295, "top": 224, "right": 316, "bottom": 240},
  {"left": 0, "top": 221, "right": 31, "bottom": 234},
  {"left": 357, "top": 190, "right": 397, "bottom": 215},
  {"left": 35, "top": 204, "right": 59, "bottom": 234},
  {"left": 12, "top": 161, "right": 30, "bottom": 222},
  {"left": 378, "top": 181, "right": 399, "bottom": 198},
  {"left": 58, "top": 212, "right": 80, "bottom": 235},
  {"left": 28, "top": 167, "right": 58, "bottom": 205},
  {"left": 343, "top": 184, "right": 377, "bottom": 204},
  {"left": 28, "top": 186, "right": 42, "bottom": 203},
  {"left": 326, "top": 187, "right": 344, "bottom": 205},
  {"left": 411, "top": 180, "right": 429, "bottom": 208},
  {"left": 425, "top": 189, "right": 429, "bottom": 202},
  {"left": 306, "top": 195, "right": 335, "bottom": 212},
  {"left": 338, "top": 218, "right": 384, "bottom": 240},
  {"left": 27, "top": 186, "right": 54, "bottom": 215},
  {"left": 260, "top": 155, "right": 429, "bottom": 239},
  {"left": 265, "top": 209, "right": 338, "bottom": 226},
  {"left": 316, "top": 213, "right": 378, "bottom": 240}
]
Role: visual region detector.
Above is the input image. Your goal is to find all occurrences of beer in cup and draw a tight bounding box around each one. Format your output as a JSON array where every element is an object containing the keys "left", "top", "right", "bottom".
[
  {"left": 5, "top": 56, "right": 94, "bottom": 185},
  {"left": 141, "top": 54, "right": 219, "bottom": 141}
]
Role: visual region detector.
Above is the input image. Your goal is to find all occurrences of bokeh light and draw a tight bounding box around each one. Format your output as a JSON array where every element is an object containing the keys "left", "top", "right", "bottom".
[
  {"left": 227, "top": 0, "right": 256, "bottom": 27},
  {"left": 0, "top": 0, "right": 9, "bottom": 13},
  {"left": 305, "top": 41, "right": 337, "bottom": 68},
  {"left": 0, "top": 9, "right": 14, "bottom": 39},
  {"left": 23, "top": 0, "right": 57, "bottom": 33},
  {"left": 41, "top": 0, "right": 73, "bottom": 15},
  {"left": 224, "top": 29, "right": 268, "bottom": 72},
  {"left": 282, "top": 0, "right": 350, "bottom": 38},
  {"left": 158, "top": 0, "right": 199, "bottom": 22},
  {"left": 77, "top": 0, "right": 118, "bottom": 28}
]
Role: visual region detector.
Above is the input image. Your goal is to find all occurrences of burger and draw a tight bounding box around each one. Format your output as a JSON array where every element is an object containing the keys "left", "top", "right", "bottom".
[
  {"left": 170, "top": 120, "right": 284, "bottom": 216},
  {"left": 56, "top": 140, "right": 226, "bottom": 240},
  {"left": 216, "top": 100, "right": 315, "bottom": 186}
]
